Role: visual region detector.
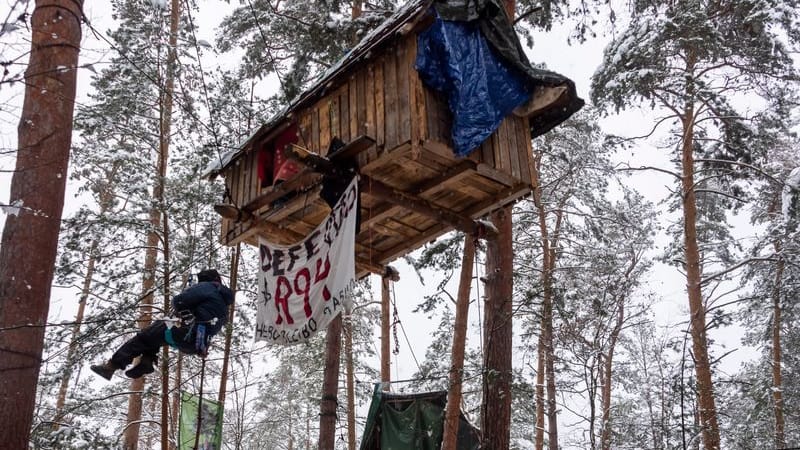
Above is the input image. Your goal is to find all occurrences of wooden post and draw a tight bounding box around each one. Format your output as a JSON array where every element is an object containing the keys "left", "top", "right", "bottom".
[
  {"left": 318, "top": 315, "right": 343, "bottom": 449},
  {"left": 481, "top": 206, "right": 514, "bottom": 450},
  {"left": 441, "top": 237, "right": 476, "bottom": 450}
]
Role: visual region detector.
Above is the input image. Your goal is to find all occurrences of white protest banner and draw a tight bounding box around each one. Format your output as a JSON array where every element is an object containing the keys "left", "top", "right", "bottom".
[{"left": 255, "top": 177, "right": 358, "bottom": 345}]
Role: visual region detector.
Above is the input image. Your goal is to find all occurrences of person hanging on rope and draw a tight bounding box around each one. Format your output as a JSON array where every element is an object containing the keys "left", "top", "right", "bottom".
[{"left": 90, "top": 269, "right": 234, "bottom": 380}]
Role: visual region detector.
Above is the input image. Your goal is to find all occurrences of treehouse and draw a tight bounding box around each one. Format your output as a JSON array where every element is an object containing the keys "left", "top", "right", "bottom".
[{"left": 206, "top": 0, "right": 582, "bottom": 277}]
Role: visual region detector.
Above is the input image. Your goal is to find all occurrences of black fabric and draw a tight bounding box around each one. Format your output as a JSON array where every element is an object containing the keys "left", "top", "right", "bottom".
[
  {"left": 432, "top": 0, "right": 584, "bottom": 137},
  {"left": 321, "top": 137, "right": 361, "bottom": 233},
  {"left": 110, "top": 281, "right": 233, "bottom": 368},
  {"left": 171, "top": 281, "right": 234, "bottom": 336},
  {"left": 110, "top": 321, "right": 197, "bottom": 368}
]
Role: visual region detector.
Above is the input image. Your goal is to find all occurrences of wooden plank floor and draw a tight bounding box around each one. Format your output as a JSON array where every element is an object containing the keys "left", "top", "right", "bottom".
[{"left": 222, "top": 140, "right": 531, "bottom": 277}]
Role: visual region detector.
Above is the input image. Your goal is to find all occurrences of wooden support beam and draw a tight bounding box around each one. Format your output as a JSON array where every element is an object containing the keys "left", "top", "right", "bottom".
[
  {"left": 372, "top": 183, "right": 528, "bottom": 265},
  {"left": 242, "top": 170, "right": 321, "bottom": 214},
  {"left": 288, "top": 135, "right": 376, "bottom": 171},
  {"left": 361, "top": 175, "right": 496, "bottom": 238}
]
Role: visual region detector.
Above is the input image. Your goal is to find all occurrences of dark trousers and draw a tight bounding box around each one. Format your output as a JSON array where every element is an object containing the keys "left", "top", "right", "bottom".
[{"left": 110, "top": 321, "right": 196, "bottom": 368}]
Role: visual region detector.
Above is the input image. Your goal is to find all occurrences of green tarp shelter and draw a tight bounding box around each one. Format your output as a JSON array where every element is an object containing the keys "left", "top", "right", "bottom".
[{"left": 359, "top": 384, "right": 481, "bottom": 449}]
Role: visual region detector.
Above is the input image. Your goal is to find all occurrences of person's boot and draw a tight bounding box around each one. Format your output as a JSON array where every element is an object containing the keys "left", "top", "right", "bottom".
[
  {"left": 90, "top": 361, "right": 119, "bottom": 381},
  {"left": 125, "top": 354, "right": 156, "bottom": 379}
]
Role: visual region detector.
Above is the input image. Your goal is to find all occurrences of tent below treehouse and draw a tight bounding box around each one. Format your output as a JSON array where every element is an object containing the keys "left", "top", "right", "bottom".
[
  {"left": 359, "top": 386, "right": 481, "bottom": 450},
  {"left": 206, "top": 0, "right": 582, "bottom": 278}
]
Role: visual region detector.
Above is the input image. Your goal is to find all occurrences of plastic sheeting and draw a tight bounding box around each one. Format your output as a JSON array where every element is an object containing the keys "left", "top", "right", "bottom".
[
  {"left": 359, "top": 385, "right": 481, "bottom": 449},
  {"left": 416, "top": 0, "right": 584, "bottom": 157},
  {"left": 416, "top": 13, "right": 532, "bottom": 157}
]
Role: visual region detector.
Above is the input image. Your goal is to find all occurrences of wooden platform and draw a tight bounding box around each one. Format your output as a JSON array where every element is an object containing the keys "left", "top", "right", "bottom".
[
  {"left": 220, "top": 134, "right": 531, "bottom": 278},
  {"left": 214, "top": 24, "right": 537, "bottom": 277}
]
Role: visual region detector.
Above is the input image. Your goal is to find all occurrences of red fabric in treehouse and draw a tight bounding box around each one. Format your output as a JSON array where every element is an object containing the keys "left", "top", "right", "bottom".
[{"left": 258, "top": 123, "right": 301, "bottom": 189}]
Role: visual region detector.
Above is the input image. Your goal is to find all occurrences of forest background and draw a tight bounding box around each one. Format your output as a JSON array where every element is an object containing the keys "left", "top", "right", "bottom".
[{"left": 0, "top": 0, "right": 799, "bottom": 449}]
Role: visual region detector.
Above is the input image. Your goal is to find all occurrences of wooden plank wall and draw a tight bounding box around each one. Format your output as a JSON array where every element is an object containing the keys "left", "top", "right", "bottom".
[{"left": 223, "top": 31, "right": 534, "bottom": 223}]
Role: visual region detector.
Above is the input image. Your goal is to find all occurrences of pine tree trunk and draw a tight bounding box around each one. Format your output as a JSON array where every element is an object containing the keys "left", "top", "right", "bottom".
[
  {"left": 543, "top": 212, "right": 563, "bottom": 450},
  {"left": 481, "top": 3, "right": 516, "bottom": 447},
  {"left": 345, "top": 316, "right": 357, "bottom": 450},
  {"left": 530, "top": 153, "right": 552, "bottom": 450},
  {"left": 680, "top": 76, "right": 721, "bottom": 449},
  {"left": 381, "top": 275, "right": 391, "bottom": 389},
  {"left": 171, "top": 354, "right": 182, "bottom": 450},
  {"left": 771, "top": 246, "right": 785, "bottom": 449},
  {"left": 53, "top": 241, "right": 98, "bottom": 425},
  {"left": 160, "top": 213, "right": 172, "bottom": 450},
  {"left": 53, "top": 163, "right": 119, "bottom": 426},
  {"left": 218, "top": 245, "right": 240, "bottom": 406},
  {"left": 318, "top": 315, "right": 343, "bottom": 448},
  {"left": 600, "top": 257, "right": 637, "bottom": 450},
  {"left": 543, "top": 267, "right": 558, "bottom": 450},
  {"left": 600, "top": 299, "right": 624, "bottom": 450},
  {"left": 0, "top": 0, "right": 82, "bottom": 445},
  {"left": 481, "top": 206, "right": 513, "bottom": 450},
  {"left": 125, "top": 0, "right": 180, "bottom": 446},
  {"left": 442, "top": 237, "right": 476, "bottom": 450},
  {"left": 534, "top": 324, "right": 546, "bottom": 450}
]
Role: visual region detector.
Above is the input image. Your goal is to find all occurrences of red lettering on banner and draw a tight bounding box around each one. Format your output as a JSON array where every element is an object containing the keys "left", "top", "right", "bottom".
[
  {"left": 322, "top": 285, "right": 331, "bottom": 301},
  {"left": 315, "top": 254, "right": 330, "bottom": 283},
  {"left": 274, "top": 276, "right": 294, "bottom": 325},
  {"left": 294, "top": 268, "right": 313, "bottom": 318}
]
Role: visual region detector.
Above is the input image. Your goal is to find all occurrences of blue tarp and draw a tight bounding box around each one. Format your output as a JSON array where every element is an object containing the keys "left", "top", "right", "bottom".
[{"left": 415, "top": 13, "right": 532, "bottom": 157}]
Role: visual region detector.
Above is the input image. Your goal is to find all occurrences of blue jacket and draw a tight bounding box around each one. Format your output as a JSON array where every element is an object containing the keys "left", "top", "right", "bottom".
[{"left": 171, "top": 281, "right": 234, "bottom": 337}]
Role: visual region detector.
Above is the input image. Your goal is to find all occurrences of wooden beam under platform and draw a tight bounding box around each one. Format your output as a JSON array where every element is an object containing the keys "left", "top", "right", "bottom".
[
  {"left": 360, "top": 175, "right": 495, "bottom": 238},
  {"left": 287, "top": 141, "right": 498, "bottom": 238}
]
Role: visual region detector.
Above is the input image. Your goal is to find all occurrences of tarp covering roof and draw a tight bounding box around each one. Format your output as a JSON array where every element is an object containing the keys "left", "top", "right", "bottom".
[
  {"left": 359, "top": 385, "right": 481, "bottom": 449},
  {"left": 206, "top": 0, "right": 582, "bottom": 176},
  {"left": 431, "top": 0, "right": 583, "bottom": 137}
]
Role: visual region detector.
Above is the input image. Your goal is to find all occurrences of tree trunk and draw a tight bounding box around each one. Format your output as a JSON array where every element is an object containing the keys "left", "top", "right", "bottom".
[
  {"left": 381, "top": 275, "right": 391, "bottom": 389},
  {"left": 543, "top": 264, "right": 558, "bottom": 450},
  {"left": 481, "top": 206, "right": 513, "bottom": 450},
  {"left": 218, "top": 245, "right": 240, "bottom": 406},
  {"left": 171, "top": 354, "right": 182, "bottom": 450},
  {"left": 345, "top": 316, "right": 357, "bottom": 450},
  {"left": 0, "top": 0, "right": 82, "bottom": 445},
  {"left": 442, "top": 237, "right": 476, "bottom": 450},
  {"left": 529, "top": 152, "right": 555, "bottom": 450},
  {"left": 160, "top": 213, "right": 173, "bottom": 450},
  {"left": 318, "top": 315, "right": 343, "bottom": 449},
  {"left": 125, "top": 0, "right": 180, "bottom": 446},
  {"left": 53, "top": 162, "right": 120, "bottom": 426},
  {"left": 542, "top": 207, "right": 564, "bottom": 450},
  {"left": 53, "top": 241, "right": 98, "bottom": 425},
  {"left": 771, "top": 246, "right": 785, "bottom": 449},
  {"left": 600, "top": 299, "right": 624, "bottom": 450},
  {"left": 680, "top": 83, "right": 721, "bottom": 449},
  {"left": 534, "top": 327, "right": 546, "bottom": 450}
]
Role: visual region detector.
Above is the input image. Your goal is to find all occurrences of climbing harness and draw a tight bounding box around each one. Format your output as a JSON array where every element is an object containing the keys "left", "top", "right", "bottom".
[{"left": 163, "top": 309, "right": 217, "bottom": 354}]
